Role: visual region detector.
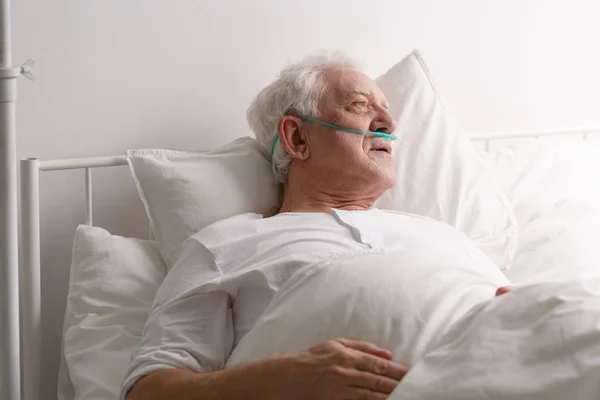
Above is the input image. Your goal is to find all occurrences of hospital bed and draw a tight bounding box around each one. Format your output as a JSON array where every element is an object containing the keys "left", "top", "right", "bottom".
[
  {"left": 1, "top": 6, "right": 599, "bottom": 393},
  {"left": 12, "top": 126, "right": 600, "bottom": 400}
]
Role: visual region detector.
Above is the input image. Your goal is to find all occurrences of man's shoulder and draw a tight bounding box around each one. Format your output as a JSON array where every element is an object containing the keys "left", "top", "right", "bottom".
[
  {"left": 376, "top": 208, "right": 462, "bottom": 234},
  {"left": 375, "top": 208, "right": 455, "bottom": 229},
  {"left": 208, "top": 212, "right": 265, "bottom": 229},
  {"left": 178, "top": 212, "right": 273, "bottom": 273},
  {"left": 186, "top": 212, "right": 265, "bottom": 246},
  {"left": 375, "top": 208, "right": 431, "bottom": 221}
]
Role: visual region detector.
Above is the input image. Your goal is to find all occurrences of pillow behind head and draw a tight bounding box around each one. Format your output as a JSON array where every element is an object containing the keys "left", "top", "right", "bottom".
[
  {"left": 374, "top": 50, "right": 518, "bottom": 270},
  {"left": 128, "top": 137, "right": 282, "bottom": 268}
]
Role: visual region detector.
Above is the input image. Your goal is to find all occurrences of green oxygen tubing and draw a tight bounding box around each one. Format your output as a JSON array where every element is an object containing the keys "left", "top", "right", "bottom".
[{"left": 271, "top": 116, "right": 397, "bottom": 157}]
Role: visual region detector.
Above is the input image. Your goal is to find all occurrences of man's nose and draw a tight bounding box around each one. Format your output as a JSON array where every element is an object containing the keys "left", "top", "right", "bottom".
[{"left": 370, "top": 108, "right": 397, "bottom": 134}]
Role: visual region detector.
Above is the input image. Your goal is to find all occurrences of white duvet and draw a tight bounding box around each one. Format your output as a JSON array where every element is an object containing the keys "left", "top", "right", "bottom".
[
  {"left": 227, "top": 247, "right": 600, "bottom": 399},
  {"left": 391, "top": 143, "right": 600, "bottom": 399},
  {"left": 506, "top": 202, "right": 600, "bottom": 285},
  {"left": 391, "top": 274, "right": 600, "bottom": 400},
  {"left": 227, "top": 246, "right": 510, "bottom": 369},
  {"left": 484, "top": 140, "right": 600, "bottom": 285}
]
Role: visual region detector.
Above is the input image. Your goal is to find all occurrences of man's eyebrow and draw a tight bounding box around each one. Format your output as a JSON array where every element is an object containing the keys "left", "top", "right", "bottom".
[
  {"left": 348, "top": 89, "right": 371, "bottom": 97},
  {"left": 346, "top": 89, "right": 389, "bottom": 109}
]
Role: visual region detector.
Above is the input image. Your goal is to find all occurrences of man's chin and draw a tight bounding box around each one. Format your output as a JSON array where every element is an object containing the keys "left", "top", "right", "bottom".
[
  {"left": 386, "top": 174, "right": 397, "bottom": 189},
  {"left": 376, "top": 164, "right": 396, "bottom": 188},
  {"left": 372, "top": 171, "right": 396, "bottom": 194},
  {"left": 382, "top": 174, "right": 396, "bottom": 191}
]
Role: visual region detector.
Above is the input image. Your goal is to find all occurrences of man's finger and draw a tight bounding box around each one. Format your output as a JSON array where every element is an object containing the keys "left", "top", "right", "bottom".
[
  {"left": 495, "top": 286, "right": 517, "bottom": 297},
  {"left": 341, "top": 387, "right": 388, "bottom": 400},
  {"left": 355, "top": 353, "right": 409, "bottom": 381},
  {"left": 340, "top": 368, "right": 399, "bottom": 394},
  {"left": 335, "top": 338, "right": 392, "bottom": 360}
]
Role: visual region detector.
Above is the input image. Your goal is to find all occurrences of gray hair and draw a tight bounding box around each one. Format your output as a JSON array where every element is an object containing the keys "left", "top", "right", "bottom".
[{"left": 247, "top": 50, "right": 361, "bottom": 184}]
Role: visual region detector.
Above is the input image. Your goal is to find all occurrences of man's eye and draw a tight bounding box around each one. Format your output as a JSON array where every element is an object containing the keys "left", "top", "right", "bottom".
[{"left": 353, "top": 101, "right": 367, "bottom": 107}]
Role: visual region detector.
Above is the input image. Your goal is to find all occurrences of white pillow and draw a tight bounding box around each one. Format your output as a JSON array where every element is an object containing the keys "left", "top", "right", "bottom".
[
  {"left": 506, "top": 202, "right": 600, "bottom": 285},
  {"left": 480, "top": 140, "right": 600, "bottom": 284},
  {"left": 481, "top": 139, "right": 600, "bottom": 226},
  {"left": 128, "top": 137, "right": 281, "bottom": 268},
  {"left": 60, "top": 225, "right": 166, "bottom": 400},
  {"left": 374, "top": 50, "right": 518, "bottom": 269}
]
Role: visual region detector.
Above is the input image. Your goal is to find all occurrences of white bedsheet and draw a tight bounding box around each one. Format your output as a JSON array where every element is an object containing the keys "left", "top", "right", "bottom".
[
  {"left": 228, "top": 238, "right": 600, "bottom": 400},
  {"left": 390, "top": 274, "right": 600, "bottom": 400},
  {"left": 387, "top": 142, "right": 600, "bottom": 399},
  {"left": 506, "top": 202, "right": 600, "bottom": 284},
  {"left": 482, "top": 140, "right": 600, "bottom": 283},
  {"left": 227, "top": 247, "right": 510, "bottom": 368},
  {"left": 481, "top": 140, "right": 600, "bottom": 228}
]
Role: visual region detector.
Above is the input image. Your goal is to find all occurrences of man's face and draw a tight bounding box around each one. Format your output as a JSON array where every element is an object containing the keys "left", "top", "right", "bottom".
[{"left": 302, "top": 67, "right": 397, "bottom": 198}]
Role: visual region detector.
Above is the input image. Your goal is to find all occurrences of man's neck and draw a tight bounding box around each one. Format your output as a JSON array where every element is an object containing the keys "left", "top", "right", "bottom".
[{"left": 278, "top": 181, "right": 376, "bottom": 214}]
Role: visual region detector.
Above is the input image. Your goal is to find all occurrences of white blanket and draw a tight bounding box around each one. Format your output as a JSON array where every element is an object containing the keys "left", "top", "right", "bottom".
[
  {"left": 506, "top": 202, "right": 600, "bottom": 285},
  {"left": 226, "top": 246, "right": 600, "bottom": 399},
  {"left": 227, "top": 247, "right": 510, "bottom": 368},
  {"left": 391, "top": 274, "right": 600, "bottom": 399},
  {"left": 482, "top": 140, "right": 600, "bottom": 285}
]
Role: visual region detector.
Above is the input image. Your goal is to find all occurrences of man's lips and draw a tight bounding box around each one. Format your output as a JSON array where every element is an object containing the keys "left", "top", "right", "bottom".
[{"left": 370, "top": 141, "right": 392, "bottom": 154}]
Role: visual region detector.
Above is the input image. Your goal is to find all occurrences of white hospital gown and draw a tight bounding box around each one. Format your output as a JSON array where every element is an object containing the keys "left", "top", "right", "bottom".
[{"left": 119, "top": 208, "right": 499, "bottom": 398}]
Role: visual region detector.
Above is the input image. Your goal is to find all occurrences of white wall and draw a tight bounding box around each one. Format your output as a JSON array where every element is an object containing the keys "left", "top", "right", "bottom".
[{"left": 11, "top": 0, "right": 600, "bottom": 397}]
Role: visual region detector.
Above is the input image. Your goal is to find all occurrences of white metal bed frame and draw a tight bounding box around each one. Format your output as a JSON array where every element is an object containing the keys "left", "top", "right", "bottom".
[{"left": 11, "top": 128, "right": 599, "bottom": 400}]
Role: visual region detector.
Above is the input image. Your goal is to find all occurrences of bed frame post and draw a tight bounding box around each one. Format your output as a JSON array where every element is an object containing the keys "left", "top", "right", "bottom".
[
  {"left": 0, "top": 0, "right": 21, "bottom": 398},
  {"left": 20, "top": 158, "right": 41, "bottom": 400},
  {"left": 85, "top": 168, "right": 93, "bottom": 225}
]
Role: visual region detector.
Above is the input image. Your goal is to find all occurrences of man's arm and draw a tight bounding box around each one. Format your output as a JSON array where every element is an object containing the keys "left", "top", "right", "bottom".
[
  {"left": 128, "top": 339, "right": 409, "bottom": 400},
  {"left": 122, "top": 236, "right": 408, "bottom": 399},
  {"left": 126, "top": 364, "right": 269, "bottom": 400},
  {"left": 119, "top": 238, "right": 235, "bottom": 399}
]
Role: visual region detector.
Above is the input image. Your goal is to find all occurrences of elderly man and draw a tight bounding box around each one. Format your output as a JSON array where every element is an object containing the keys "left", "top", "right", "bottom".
[{"left": 121, "top": 51, "right": 512, "bottom": 400}]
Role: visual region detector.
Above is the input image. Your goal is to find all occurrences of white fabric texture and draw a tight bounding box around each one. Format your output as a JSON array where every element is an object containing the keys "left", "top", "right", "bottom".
[
  {"left": 119, "top": 209, "right": 365, "bottom": 398},
  {"left": 482, "top": 139, "right": 600, "bottom": 226},
  {"left": 384, "top": 141, "right": 600, "bottom": 399},
  {"left": 127, "top": 137, "right": 282, "bottom": 268},
  {"left": 227, "top": 246, "right": 509, "bottom": 368},
  {"left": 481, "top": 140, "right": 600, "bottom": 284},
  {"left": 61, "top": 225, "right": 166, "bottom": 400},
  {"left": 506, "top": 202, "right": 600, "bottom": 285},
  {"left": 374, "top": 50, "right": 518, "bottom": 270},
  {"left": 389, "top": 275, "right": 600, "bottom": 400},
  {"left": 120, "top": 209, "right": 509, "bottom": 398}
]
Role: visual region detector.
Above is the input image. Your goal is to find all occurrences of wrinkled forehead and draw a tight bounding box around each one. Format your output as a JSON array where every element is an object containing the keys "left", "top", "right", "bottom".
[{"left": 321, "top": 67, "right": 388, "bottom": 106}]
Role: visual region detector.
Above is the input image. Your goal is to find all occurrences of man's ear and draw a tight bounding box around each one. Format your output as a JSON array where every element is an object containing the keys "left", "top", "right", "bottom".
[{"left": 278, "top": 116, "right": 310, "bottom": 160}]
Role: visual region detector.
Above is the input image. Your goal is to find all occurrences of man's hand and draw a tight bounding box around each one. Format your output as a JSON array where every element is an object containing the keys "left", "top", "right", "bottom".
[
  {"left": 128, "top": 338, "right": 408, "bottom": 400},
  {"left": 272, "top": 338, "right": 409, "bottom": 400}
]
